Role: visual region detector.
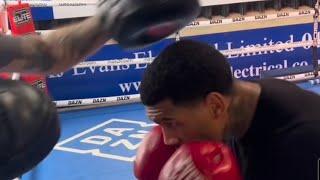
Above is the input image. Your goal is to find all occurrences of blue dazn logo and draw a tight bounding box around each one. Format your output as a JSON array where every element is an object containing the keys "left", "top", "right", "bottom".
[{"left": 54, "top": 119, "right": 155, "bottom": 162}]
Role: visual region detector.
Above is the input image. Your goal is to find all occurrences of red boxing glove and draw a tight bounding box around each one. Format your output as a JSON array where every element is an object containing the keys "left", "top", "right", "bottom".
[
  {"left": 158, "top": 141, "right": 242, "bottom": 180},
  {"left": 134, "top": 126, "right": 179, "bottom": 180}
]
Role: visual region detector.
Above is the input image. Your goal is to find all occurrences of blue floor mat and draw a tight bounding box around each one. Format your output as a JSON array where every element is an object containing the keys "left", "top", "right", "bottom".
[{"left": 23, "top": 103, "right": 154, "bottom": 180}]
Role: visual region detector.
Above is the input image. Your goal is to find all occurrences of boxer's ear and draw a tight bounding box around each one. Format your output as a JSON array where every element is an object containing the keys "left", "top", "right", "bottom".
[{"left": 205, "top": 92, "right": 227, "bottom": 119}]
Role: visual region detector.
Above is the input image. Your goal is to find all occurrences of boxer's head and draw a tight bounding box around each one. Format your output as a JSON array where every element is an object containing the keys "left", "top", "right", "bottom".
[{"left": 140, "top": 40, "right": 234, "bottom": 145}]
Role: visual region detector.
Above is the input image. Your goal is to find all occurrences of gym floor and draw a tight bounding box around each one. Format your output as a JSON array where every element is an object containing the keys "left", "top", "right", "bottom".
[
  {"left": 23, "top": 103, "right": 153, "bottom": 180},
  {"left": 20, "top": 80, "right": 320, "bottom": 180}
]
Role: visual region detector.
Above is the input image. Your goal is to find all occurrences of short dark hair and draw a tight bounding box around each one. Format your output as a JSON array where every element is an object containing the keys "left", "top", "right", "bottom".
[{"left": 140, "top": 40, "right": 233, "bottom": 106}]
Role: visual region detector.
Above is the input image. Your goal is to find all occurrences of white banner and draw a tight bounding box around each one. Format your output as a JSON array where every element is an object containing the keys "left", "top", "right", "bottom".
[{"left": 54, "top": 94, "right": 140, "bottom": 107}]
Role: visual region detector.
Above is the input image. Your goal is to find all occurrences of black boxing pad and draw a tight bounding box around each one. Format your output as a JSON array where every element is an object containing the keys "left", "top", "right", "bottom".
[
  {"left": 0, "top": 80, "right": 60, "bottom": 179},
  {"left": 114, "top": 0, "right": 201, "bottom": 49}
]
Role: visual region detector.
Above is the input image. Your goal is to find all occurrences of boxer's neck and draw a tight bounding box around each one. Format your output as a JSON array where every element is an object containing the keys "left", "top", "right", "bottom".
[{"left": 227, "top": 80, "right": 261, "bottom": 139}]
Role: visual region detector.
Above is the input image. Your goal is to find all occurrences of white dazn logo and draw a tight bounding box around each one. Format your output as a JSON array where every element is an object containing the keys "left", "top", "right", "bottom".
[{"left": 54, "top": 119, "right": 155, "bottom": 162}]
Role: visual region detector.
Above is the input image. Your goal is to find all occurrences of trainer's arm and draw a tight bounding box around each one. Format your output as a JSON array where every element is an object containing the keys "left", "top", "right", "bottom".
[{"left": 0, "top": 15, "right": 111, "bottom": 74}]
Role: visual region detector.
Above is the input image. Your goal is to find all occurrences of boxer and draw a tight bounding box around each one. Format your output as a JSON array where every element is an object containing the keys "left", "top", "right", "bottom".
[
  {"left": 0, "top": 0, "right": 201, "bottom": 179},
  {"left": 139, "top": 40, "right": 320, "bottom": 180}
]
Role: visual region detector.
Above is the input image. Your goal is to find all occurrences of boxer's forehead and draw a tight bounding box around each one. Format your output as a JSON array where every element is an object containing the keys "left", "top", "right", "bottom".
[{"left": 145, "top": 99, "right": 177, "bottom": 120}]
